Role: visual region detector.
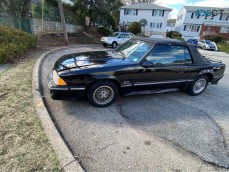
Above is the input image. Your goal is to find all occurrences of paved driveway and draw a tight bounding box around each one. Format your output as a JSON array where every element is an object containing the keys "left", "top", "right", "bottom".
[{"left": 40, "top": 45, "right": 229, "bottom": 171}]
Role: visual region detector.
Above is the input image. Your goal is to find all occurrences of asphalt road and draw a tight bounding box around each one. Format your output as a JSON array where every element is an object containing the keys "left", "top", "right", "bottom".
[{"left": 40, "top": 45, "right": 229, "bottom": 172}]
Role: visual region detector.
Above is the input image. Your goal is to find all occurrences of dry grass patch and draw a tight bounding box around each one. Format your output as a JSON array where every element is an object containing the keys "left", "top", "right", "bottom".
[{"left": 0, "top": 50, "right": 60, "bottom": 171}]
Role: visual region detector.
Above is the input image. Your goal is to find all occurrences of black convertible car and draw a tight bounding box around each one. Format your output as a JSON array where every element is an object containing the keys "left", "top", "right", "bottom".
[{"left": 48, "top": 38, "right": 225, "bottom": 107}]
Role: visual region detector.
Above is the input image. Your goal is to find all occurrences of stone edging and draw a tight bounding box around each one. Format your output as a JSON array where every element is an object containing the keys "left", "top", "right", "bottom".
[{"left": 32, "top": 47, "right": 85, "bottom": 172}]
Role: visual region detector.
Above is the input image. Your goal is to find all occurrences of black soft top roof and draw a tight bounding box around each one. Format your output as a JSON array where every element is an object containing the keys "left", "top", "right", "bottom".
[{"left": 134, "top": 38, "right": 209, "bottom": 65}]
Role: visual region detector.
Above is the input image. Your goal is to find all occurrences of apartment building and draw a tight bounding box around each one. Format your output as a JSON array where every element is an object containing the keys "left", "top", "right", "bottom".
[
  {"left": 119, "top": 3, "right": 172, "bottom": 37},
  {"left": 175, "top": 6, "right": 229, "bottom": 40}
]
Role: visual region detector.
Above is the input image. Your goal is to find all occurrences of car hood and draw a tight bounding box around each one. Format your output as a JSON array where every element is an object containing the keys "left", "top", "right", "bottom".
[{"left": 54, "top": 51, "right": 135, "bottom": 72}]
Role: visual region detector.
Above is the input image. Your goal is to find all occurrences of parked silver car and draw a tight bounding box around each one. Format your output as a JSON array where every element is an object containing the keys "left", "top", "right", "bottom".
[
  {"left": 101, "top": 32, "right": 134, "bottom": 48},
  {"left": 197, "top": 40, "right": 216, "bottom": 50}
]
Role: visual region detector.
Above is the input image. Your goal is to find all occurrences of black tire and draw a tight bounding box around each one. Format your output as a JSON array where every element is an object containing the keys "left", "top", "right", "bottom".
[
  {"left": 112, "top": 41, "right": 117, "bottom": 49},
  {"left": 50, "top": 91, "right": 60, "bottom": 100},
  {"left": 87, "top": 81, "right": 118, "bottom": 107},
  {"left": 103, "top": 44, "right": 107, "bottom": 47},
  {"left": 187, "top": 75, "right": 209, "bottom": 96}
]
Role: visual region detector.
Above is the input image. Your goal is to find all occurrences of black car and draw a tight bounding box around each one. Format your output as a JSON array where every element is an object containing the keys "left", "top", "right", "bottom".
[{"left": 48, "top": 38, "right": 225, "bottom": 107}]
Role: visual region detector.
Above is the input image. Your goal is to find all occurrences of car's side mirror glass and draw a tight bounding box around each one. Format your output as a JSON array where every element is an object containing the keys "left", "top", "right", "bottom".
[{"left": 142, "top": 60, "right": 154, "bottom": 67}]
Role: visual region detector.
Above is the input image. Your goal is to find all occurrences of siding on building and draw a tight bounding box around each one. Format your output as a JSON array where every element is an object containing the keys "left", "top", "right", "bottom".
[
  {"left": 119, "top": 3, "right": 172, "bottom": 36},
  {"left": 174, "top": 6, "right": 229, "bottom": 40}
]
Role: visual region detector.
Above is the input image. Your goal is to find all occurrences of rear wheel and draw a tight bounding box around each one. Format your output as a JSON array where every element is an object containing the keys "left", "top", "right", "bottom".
[
  {"left": 103, "top": 44, "right": 107, "bottom": 47},
  {"left": 87, "top": 81, "right": 118, "bottom": 107},
  {"left": 187, "top": 75, "right": 209, "bottom": 96},
  {"left": 112, "top": 41, "right": 117, "bottom": 49},
  {"left": 203, "top": 46, "right": 206, "bottom": 50}
]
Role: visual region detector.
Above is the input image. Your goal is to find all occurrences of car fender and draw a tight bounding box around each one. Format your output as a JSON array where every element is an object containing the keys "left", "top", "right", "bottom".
[
  {"left": 87, "top": 74, "right": 121, "bottom": 86},
  {"left": 199, "top": 69, "right": 214, "bottom": 81}
]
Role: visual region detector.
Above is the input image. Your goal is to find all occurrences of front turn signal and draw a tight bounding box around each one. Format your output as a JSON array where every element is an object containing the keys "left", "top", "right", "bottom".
[
  {"left": 53, "top": 70, "right": 67, "bottom": 86},
  {"left": 58, "top": 77, "right": 67, "bottom": 86}
]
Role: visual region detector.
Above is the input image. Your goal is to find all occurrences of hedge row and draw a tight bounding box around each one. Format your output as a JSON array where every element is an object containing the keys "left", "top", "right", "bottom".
[{"left": 0, "top": 25, "right": 37, "bottom": 64}]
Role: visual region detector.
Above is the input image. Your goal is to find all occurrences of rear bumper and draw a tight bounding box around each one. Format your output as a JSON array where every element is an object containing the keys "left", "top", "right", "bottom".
[{"left": 48, "top": 70, "right": 85, "bottom": 99}]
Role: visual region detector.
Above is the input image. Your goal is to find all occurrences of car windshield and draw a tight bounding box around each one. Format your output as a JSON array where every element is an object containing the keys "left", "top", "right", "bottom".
[
  {"left": 116, "top": 40, "right": 153, "bottom": 63},
  {"left": 109, "top": 32, "right": 120, "bottom": 37},
  {"left": 205, "top": 40, "right": 212, "bottom": 44}
]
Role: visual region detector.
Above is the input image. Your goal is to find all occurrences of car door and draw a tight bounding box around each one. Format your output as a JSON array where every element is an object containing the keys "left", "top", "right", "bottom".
[
  {"left": 117, "top": 34, "right": 126, "bottom": 45},
  {"left": 124, "top": 33, "right": 131, "bottom": 42},
  {"left": 132, "top": 45, "right": 190, "bottom": 91},
  {"left": 198, "top": 40, "right": 204, "bottom": 48}
]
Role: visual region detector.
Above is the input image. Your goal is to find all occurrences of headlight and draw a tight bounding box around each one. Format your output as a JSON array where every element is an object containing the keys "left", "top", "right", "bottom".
[{"left": 53, "top": 70, "right": 66, "bottom": 86}]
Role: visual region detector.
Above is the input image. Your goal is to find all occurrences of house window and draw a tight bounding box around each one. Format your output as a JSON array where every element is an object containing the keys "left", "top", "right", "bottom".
[
  {"left": 220, "top": 26, "right": 229, "bottom": 33},
  {"left": 150, "top": 22, "right": 162, "bottom": 29},
  {"left": 184, "top": 25, "right": 200, "bottom": 32},
  {"left": 166, "top": 22, "right": 175, "bottom": 27},
  {"left": 152, "top": 10, "right": 164, "bottom": 17},
  {"left": 124, "top": 9, "right": 138, "bottom": 16},
  {"left": 150, "top": 22, "right": 155, "bottom": 28}
]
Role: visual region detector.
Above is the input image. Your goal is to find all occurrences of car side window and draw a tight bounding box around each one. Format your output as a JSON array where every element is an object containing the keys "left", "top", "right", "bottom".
[
  {"left": 146, "top": 45, "right": 186, "bottom": 66},
  {"left": 184, "top": 47, "right": 193, "bottom": 64},
  {"left": 124, "top": 34, "right": 130, "bottom": 38},
  {"left": 118, "top": 34, "right": 125, "bottom": 38}
]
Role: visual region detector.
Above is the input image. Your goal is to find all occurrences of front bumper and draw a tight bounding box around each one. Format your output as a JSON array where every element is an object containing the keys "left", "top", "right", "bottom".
[
  {"left": 210, "top": 75, "right": 224, "bottom": 84},
  {"left": 48, "top": 70, "right": 85, "bottom": 99}
]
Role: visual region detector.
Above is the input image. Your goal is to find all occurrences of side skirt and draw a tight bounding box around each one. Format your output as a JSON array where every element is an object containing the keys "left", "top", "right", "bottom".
[{"left": 124, "top": 88, "right": 179, "bottom": 96}]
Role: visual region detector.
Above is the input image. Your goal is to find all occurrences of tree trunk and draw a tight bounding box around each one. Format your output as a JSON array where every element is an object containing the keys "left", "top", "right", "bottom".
[
  {"left": 21, "top": 0, "right": 32, "bottom": 33},
  {"left": 21, "top": 0, "right": 30, "bottom": 18},
  {"left": 57, "top": 0, "right": 69, "bottom": 45}
]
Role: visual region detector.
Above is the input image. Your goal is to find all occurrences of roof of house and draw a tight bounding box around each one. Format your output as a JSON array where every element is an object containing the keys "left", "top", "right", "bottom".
[
  {"left": 183, "top": 6, "right": 229, "bottom": 13},
  {"left": 120, "top": 3, "right": 172, "bottom": 11}
]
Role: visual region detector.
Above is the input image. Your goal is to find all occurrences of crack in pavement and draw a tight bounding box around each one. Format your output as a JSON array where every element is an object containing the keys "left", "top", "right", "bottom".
[{"left": 117, "top": 97, "right": 229, "bottom": 169}]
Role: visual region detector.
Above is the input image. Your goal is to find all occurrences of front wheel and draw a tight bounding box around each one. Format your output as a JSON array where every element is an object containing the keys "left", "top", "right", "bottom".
[
  {"left": 112, "top": 41, "right": 117, "bottom": 49},
  {"left": 103, "top": 44, "right": 107, "bottom": 47},
  {"left": 187, "top": 75, "right": 209, "bottom": 96},
  {"left": 87, "top": 81, "right": 118, "bottom": 107}
]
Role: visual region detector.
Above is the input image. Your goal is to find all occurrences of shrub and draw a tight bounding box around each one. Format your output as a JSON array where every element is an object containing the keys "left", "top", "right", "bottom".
[
  {"left": 0, "top": 25, "right": 37, "bottom": 64},
  {"left": 97, "top": 27, "right": 112, "bottom": 36},
  {"left": 175, "top": 37, "right": 185, "bottom": 41},
  {"left": 212, "top": 35, "right": 223, "bottom": 43},
  {"left": 128, "top": 22, "right": 141, "bottom": 35},
  {"left": 166, "top": 31, "right": 182, "bottom": 39}
]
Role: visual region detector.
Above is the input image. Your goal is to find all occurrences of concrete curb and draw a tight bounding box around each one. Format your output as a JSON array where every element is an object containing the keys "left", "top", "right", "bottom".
[{"left": 32, "top": 47, "right": 84, "bottom": 172}]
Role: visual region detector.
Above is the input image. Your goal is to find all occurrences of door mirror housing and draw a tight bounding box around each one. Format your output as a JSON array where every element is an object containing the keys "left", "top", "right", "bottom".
[{"left": 142, "top": 60, "right": 154, "bottom": 67}]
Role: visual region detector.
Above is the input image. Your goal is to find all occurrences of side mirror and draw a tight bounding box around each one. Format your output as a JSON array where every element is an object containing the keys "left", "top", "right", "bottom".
[{"left": 142, "top": 60, "right": 154, "bottom": 68}]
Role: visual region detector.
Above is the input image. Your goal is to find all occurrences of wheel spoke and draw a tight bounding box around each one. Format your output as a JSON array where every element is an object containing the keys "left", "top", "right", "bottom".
[{"left": 93, "top": 86, "right": 114, "bottom": 105}]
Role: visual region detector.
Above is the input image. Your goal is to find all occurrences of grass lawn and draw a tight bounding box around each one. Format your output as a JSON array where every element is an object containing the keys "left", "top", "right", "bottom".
[
  {"left": 0, "top": 50, "right": 60, "bottom": 171},
  {"left": 217, "top": 43, "right": 229, "bottom": 53}
]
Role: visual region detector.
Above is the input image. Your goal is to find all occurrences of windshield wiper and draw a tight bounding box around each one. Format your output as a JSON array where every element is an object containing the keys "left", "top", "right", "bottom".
[
  {"left": 117, "top": 51, "right": 126, "bottom": 59},
  {"left": 59, "top": 64, "right": 70, "bottom": 71}
]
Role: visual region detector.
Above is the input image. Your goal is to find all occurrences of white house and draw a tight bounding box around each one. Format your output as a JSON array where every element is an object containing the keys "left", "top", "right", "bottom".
[
  {"left": 119, "top": 3, "right": 172, "bottom": 37},
  {"left": 166, "top": 19, "right": 176, "bottom": 32},
  {"left": 174, "top": 6, "right": 229, "bottom": 40}
]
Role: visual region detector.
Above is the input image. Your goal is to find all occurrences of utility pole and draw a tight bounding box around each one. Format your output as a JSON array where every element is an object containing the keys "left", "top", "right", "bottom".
[{"left": 57, "top": 0, "right": 69, "bottom": 45}]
